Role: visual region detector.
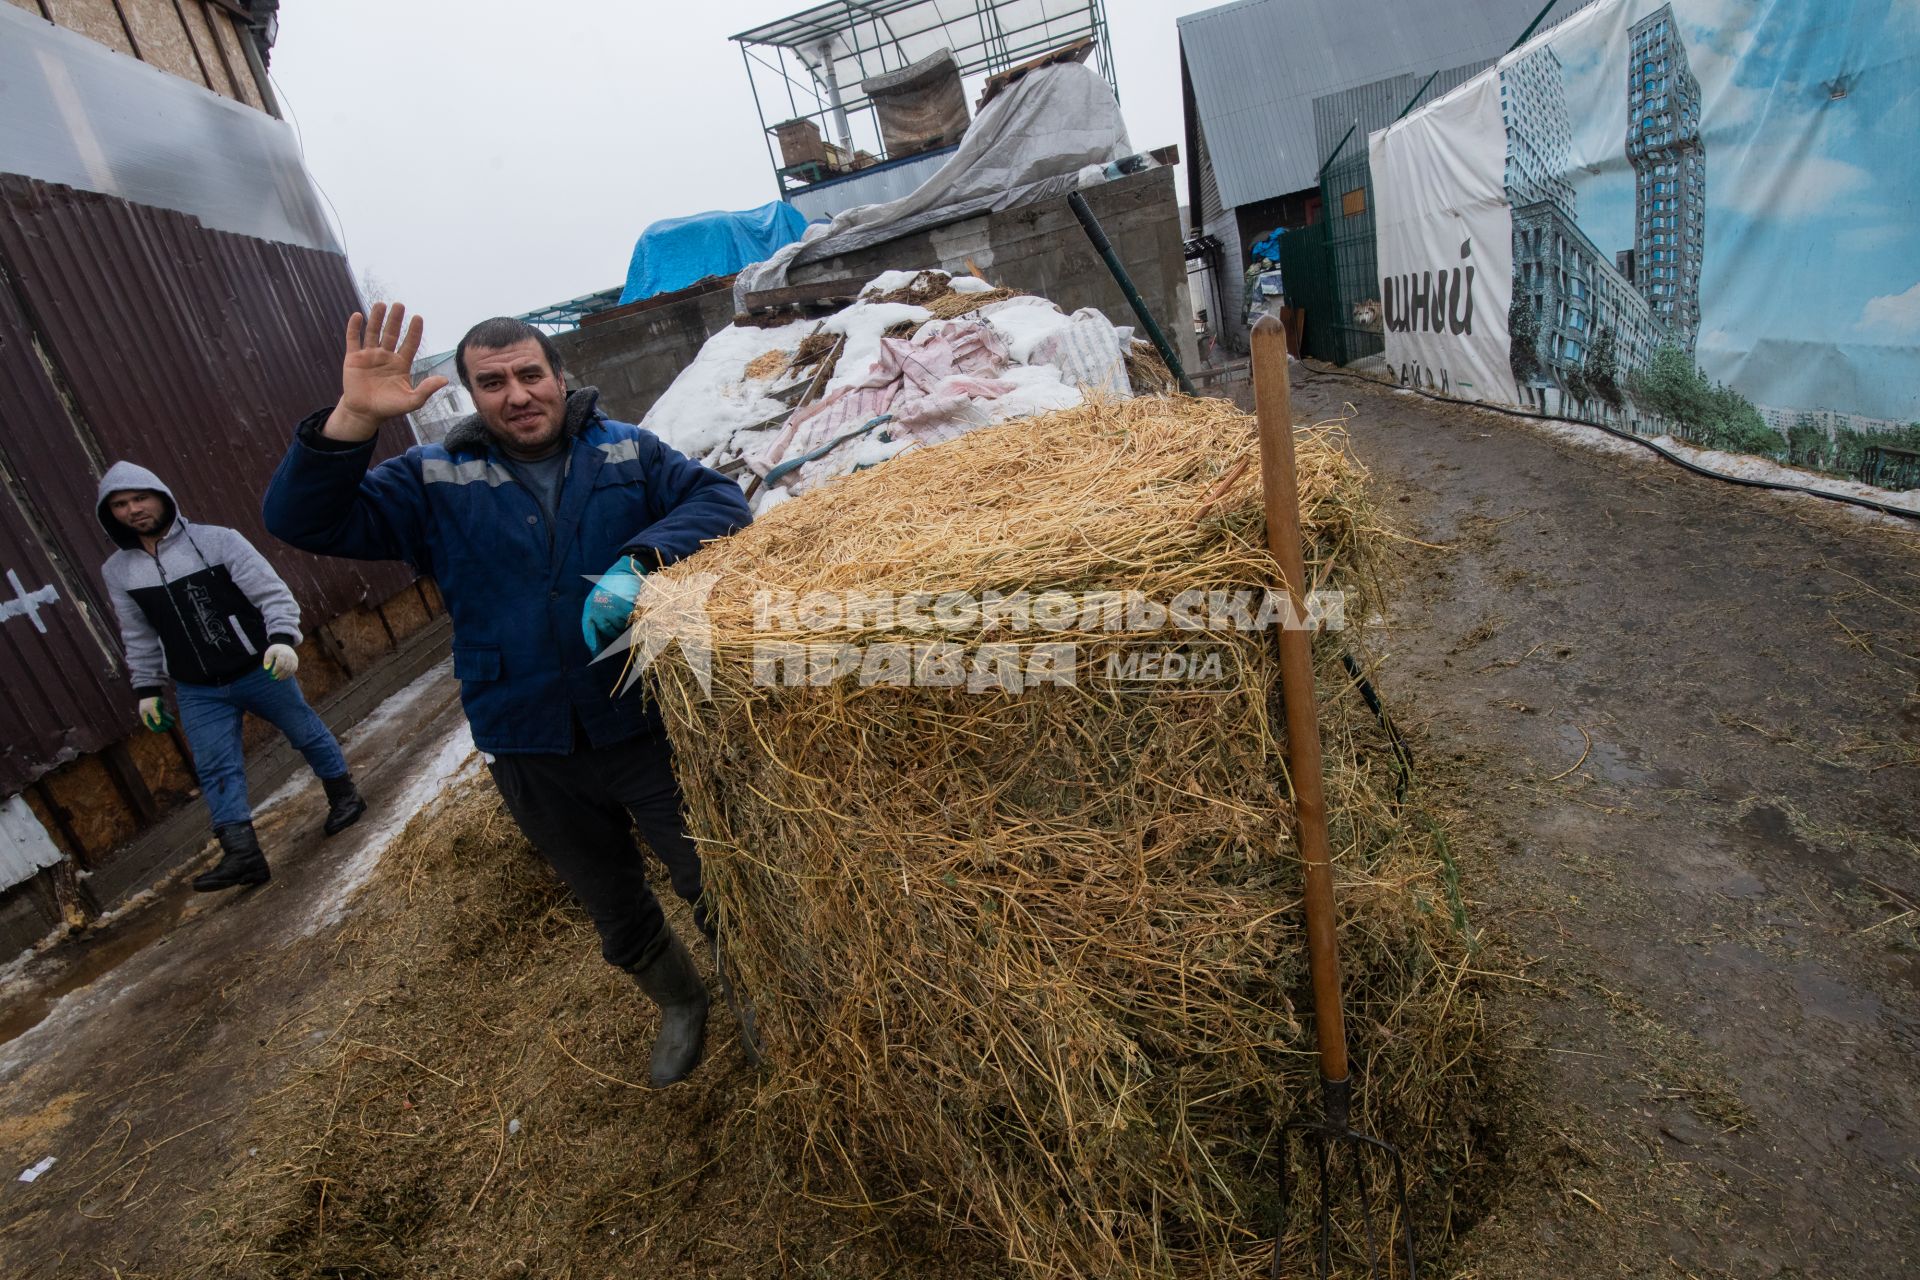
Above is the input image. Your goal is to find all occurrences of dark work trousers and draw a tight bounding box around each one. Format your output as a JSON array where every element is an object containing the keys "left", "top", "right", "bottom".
[{"left": 486, "top": 729, "right": 710, "bottom": 973}]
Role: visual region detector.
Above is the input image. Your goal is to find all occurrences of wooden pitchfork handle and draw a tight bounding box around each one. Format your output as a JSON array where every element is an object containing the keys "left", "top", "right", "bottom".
[{"left": 1250, "top": 316, "right": 1350, "bottom": 1091}]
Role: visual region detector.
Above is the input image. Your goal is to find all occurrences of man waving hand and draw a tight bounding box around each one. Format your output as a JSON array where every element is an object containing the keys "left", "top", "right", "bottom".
[{"left": 264, "top": 304, "right": 751, "bottom": 1086}]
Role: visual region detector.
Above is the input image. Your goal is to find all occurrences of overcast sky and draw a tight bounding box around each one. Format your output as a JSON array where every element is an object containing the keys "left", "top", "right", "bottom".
[{"left": 269, "top": 0, "right": 1220, "bottom": 355}]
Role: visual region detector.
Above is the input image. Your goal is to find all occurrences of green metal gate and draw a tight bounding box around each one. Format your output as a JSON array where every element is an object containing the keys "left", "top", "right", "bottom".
[
  {"left": 1278, "top": 219, "right": 1342, "bottom": 364},
  {"left": 1321, "top": 143, "right": 1385, "bottom": 365}
]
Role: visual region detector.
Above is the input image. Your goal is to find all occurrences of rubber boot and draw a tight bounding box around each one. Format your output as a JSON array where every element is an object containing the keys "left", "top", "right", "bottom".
[
  {"left": 321, "top": 773, "right": 366, "bottom": 836},
  {"left": 193, "top": 822, "right": 271, "bottom": 892},
  {"left": 712, "top": 935, "right": 765, "bottom": 1067},
  {"left": 627, "top": 929, "right": 710, "bottom": 1087}
]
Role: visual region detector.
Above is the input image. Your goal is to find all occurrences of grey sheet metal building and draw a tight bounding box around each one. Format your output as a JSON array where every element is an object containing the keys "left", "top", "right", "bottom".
[{"left": 1178, "top": 0, "right": 1588, "bottom": 357}]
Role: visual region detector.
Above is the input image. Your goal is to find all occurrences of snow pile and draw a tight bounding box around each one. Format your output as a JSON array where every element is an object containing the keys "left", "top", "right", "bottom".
[
  {"left": 1533, "top": 418, "right": 1920, "bottom": 515},
  {"left": 644, "top": 269, "right": 1140, "bottom": 511},
  {"left": 639, "top": 317, "right": 818, "bottom": 463}
]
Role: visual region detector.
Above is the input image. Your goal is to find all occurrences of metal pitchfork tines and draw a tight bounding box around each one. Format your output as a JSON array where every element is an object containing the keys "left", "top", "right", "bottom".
[{"left": 1251, "top": 317, "right": 1419, "bottom": 1280}]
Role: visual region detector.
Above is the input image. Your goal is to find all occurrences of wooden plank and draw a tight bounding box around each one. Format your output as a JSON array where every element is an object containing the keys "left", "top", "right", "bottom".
[
  {"left": 579, "top": 272, "right": 737, "bottom": 328},
  {"left": 45, "top": 0, "right": 136, "bottom": 54},
  {"left": 204, "top": 2, "right": 264, "bottom": 110},
  {"left": 99, "top": 739, "right": 160, "bottom": 825},
  {"left": 117, "top": 0, "right": 208, "bottom": 86},
  {"left": 164, "top": 0, "right": 214, "bottom": 88},
  {"left": 181, "top": 0, "right": 238, "bottom": 99},
  {"left": 740, "top": 276, "right": 871, "bottom": 313},
  {"left": 978, "top": 37, "right": 1095, "bottom": 110}
]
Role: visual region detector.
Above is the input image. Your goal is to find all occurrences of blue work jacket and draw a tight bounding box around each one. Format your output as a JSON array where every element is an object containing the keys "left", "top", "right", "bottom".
[{"left": 262, "top": 389, "right": 750, "bottom": 754}]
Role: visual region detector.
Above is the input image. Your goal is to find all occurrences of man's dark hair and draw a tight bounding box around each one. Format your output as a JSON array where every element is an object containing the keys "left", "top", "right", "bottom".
[{"left": 454, "top": 317, "right": 566, "bottom": 389}]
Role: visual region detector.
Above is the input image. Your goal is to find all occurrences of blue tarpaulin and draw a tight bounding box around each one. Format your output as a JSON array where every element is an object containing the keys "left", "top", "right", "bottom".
[{"left": 618, "top": 202, "right": 809, "bottom": 304}]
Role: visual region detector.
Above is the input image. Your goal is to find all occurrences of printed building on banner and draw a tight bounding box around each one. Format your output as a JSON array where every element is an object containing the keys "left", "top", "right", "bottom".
[
  {"left": 1624, "top": 7, "right": 1706, "bottom": 353},
  {"left": 1503, "top": 2, "right": 1708, "bottom": 414},
  {"left": 1373, "top": 0, "right": 1920, "bottom": 452},
  {"left": 1503, "top": 39, "right": 1662, "bottom": 413}
]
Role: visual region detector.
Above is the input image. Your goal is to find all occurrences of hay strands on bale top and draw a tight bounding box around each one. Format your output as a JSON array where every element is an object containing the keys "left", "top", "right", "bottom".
[{"left": 1254, "top": 316, "right": 1419, "bottom": 1280}]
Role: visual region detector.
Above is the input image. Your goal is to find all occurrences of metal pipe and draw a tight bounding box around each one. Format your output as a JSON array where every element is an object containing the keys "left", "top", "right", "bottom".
[
  {"left": 1066, "top": 190, "right": 1196, "bottom": 396},
  {"left": 810, "top": 39, "right": 856, "bottom": 159}
]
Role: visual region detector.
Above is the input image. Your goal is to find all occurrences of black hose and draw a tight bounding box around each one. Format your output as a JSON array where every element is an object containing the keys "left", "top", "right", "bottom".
[
  {"left": 1341, "top": 649, "right": 1413, "bottom": 804},
  {"left": 1297, "top": 364, "right": 1920, "bottom": 524}
]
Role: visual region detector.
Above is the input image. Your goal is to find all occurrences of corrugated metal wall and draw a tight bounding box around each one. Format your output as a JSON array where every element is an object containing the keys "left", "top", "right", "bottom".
[{"left": 0, "top": 175, "right": 413, "bottom": 795}]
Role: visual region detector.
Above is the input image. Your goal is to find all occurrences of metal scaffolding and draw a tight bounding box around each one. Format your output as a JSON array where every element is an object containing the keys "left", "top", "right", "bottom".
[{"left": 732, "top": 0, "right": 1113, "bottom": 197}]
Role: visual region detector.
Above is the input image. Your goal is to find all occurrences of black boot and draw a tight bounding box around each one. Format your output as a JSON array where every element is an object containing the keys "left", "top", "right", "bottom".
[
  {"left": 627, "top": 929, "right": 710, "bottom": 1087},
  {"left": 193, "top": 823, "right": 270, "bottom": 892},
  {"left": 321, "top": 773, "right": 366, "bottom": 836},
  {"left": 712, "top": 935, "right": 765, "bottom": 1067}
]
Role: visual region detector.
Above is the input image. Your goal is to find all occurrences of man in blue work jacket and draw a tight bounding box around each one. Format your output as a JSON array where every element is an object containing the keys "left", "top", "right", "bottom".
[{"left": 263, "top": 303, "right": 751, "bottom": 1086}]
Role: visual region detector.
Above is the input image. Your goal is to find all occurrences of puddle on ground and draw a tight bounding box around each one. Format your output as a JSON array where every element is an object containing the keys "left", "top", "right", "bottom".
[
  {"left": 1739, "top": 802, "right": 1859, "bottom": 893},
  {"left": 1551, "top": 722, "right": 1655, "bottom": 787},
  {"left": 0, "top": 887, "right": 198, "bottom": 1049}
]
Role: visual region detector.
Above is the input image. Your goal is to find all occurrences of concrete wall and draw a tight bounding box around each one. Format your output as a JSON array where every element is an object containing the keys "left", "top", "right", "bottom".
[
  {"left": 556, "top": 166, "right": 1196, "bottom": 423},
  {"left": 789, "top": 165, "right": 1198, "bottom": 373},
  {"left": 551, "top": 280, "right": 739, "bottom": 425}
]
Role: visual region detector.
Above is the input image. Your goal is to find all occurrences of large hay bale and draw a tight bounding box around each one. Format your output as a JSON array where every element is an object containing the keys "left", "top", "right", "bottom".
[{"left": 647, "top": 397, "right": 1490, "bottom": 1277}]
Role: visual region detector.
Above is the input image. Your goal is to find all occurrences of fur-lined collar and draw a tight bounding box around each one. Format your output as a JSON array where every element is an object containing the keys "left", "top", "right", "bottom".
[{"left": 442, "top": 386, "right": 604, "bottom": 456}]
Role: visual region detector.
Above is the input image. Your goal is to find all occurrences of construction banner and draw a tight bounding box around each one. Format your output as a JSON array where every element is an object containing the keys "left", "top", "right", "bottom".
[{"left": 1371, "top": 0, "right": 1920, "bottom": 458}]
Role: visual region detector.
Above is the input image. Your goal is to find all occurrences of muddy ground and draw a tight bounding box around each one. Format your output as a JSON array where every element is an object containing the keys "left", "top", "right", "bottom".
[
  {"left": 0, "top": 660, "right": 474, "bottom": 1276},
  {"left": 0, "top": 372, "right": 1914, "bottom": 1277},
  {"left": 1284, "top": 368, "right": 1919, "bottom": 1280}
]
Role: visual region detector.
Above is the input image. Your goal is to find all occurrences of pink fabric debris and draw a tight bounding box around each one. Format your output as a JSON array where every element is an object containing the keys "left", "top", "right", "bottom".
[{"left": 754, "top": 321, "right": 1018, "bottom": 477}]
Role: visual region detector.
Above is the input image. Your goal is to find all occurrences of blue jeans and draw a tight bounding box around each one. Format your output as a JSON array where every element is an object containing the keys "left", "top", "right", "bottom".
[{"left": 174, "top": 667, "right": 348, "bottom": 829}]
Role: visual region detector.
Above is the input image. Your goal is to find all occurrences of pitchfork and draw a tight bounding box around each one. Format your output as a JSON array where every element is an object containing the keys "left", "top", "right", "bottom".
[{"left": 1250, "top": 318, "right": 1419, "bottom": 1279}]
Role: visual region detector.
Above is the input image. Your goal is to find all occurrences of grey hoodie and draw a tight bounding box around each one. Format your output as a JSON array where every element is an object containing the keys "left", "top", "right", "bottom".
[{"left": 96, "top": 462, "right": 302, "bottom": 695}]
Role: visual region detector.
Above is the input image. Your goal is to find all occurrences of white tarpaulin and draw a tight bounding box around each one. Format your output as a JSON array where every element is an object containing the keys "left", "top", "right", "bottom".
[
  {"left": 1370, "top": 0, "right": 1920, "bottom": 464},
  {"left": 649, "top": 270, "right": 1135, "bottom": 512},
  {"left": 736, "top": 62, "right": 1129, "bottom": 304},
  {"left": 1369, "top": 71, "right": 1516, "bottom": 404}
]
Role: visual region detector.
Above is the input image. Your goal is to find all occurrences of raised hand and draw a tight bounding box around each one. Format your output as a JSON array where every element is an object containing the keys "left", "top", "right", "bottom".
[{"left": 321, "top": 302, "right": 452, "bottom": 442}]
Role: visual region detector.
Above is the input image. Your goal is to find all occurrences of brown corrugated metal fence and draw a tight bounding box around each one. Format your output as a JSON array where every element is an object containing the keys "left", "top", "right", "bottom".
[{"left": 0, "top": 175, "right": 413, "bottom": 795}]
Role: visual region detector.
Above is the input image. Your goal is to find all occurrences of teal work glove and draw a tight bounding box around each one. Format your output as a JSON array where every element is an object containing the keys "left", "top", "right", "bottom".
[
  {"left": 138, "top": 695, "right": 174, "bottom": 733},
  {"left": 582, "top": 553, "right": 647, "bottom": 656}
]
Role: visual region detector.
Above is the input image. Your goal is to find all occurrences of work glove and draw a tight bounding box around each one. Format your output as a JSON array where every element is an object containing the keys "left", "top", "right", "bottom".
[
  {"left": 139, "top": 696, "right": 173, "bottom": 733},
  {"left": 582, "top": 553, "right": 647, "bottom": 656},
  {"left": 263, "top": 643, "right": 299, "bottom": 680}
]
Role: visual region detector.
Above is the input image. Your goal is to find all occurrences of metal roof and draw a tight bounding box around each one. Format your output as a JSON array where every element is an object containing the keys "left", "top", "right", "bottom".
[{"left": 1178, "top": 0, "right": 1589, "bottom": 208}]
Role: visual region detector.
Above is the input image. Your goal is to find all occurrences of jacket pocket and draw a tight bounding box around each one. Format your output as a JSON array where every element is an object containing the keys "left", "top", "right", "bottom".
[{"left": 452, "top": 645, "right": 502, "bottom": 682}]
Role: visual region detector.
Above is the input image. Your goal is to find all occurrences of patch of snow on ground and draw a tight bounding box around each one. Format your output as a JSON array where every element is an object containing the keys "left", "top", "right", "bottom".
[
  {"left": 860, "top": 269, "right": 925, "bottom": 296},
  {"left": 949, "top": 275, "right": 995, "bottom": 294},
  {"left": 298, "top": 722, "right": 477, "bottom": 939},
  {"left": 1648, "top": 435, "right": 1920, "bottom": 513},
  {"left": 1532, "top": 418, "right": 1649, "bottom": 461},
  {"left": 1526, "top": 418, "right": 1919, "bottom": 514},
  {"left": 0, "top": 969, "right": 135, "bottom": 1081}
]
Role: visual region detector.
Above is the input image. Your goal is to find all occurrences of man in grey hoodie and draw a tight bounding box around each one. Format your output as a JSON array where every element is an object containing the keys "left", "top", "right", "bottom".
[{"left": 97, "top": 462, "right": 367, "bottom": 890}]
